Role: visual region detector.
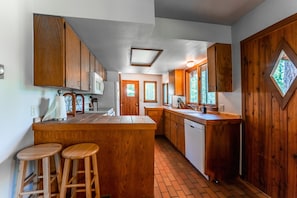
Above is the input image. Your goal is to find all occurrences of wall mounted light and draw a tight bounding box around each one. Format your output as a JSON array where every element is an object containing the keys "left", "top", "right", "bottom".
[{"left": 0, "top": 64, "right": 4, "bottom": 79}]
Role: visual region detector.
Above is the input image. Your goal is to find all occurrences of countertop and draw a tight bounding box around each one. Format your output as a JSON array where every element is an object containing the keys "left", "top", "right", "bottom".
[
  {"left": 145, "top": 106, "right": 242, "bottom": 125},
  {"left": 33, "top": 114, "right": 156, "bottom": 131}
]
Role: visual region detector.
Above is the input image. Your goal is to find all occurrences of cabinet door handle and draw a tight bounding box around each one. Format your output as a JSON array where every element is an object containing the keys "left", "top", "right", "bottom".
[{"left": 293, "top": 154, "right": 297, "bottom": 159}]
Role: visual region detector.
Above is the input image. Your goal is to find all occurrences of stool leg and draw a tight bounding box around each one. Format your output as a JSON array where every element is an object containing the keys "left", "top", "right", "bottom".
[
  {"left": 15, "top": 160, "right": 27, "bottom": 198},
  {"left": 60, "top": 158, "right": 71, "bottom": 198},
  {"left": 42, "top": 157, "right": 51, "bottom": 198},
  {"left": 84, "top": 156, "right": 92, "bottom": 198},
  {"left": 33, "top": 160, "right": 39, "bottom": 191},
  {"left": 71, "top": 159, "right": 78, "bottom": 198},
  {"left": 91, "top": 154, "right": 100, "bottom": 198},
  {"left": 54, "top": 153, "right": 62, "bottom": 193}
]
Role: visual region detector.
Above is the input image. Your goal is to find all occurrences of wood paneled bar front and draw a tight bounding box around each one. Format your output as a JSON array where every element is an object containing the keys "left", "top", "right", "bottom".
[{"left": 32, "top": 114, "right": 156, "bottom": 198}]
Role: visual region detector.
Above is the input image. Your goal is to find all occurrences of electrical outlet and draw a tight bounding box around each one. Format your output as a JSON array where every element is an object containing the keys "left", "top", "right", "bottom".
[{"left": 219, "top": 104, "right": 224, "bottom": 112}]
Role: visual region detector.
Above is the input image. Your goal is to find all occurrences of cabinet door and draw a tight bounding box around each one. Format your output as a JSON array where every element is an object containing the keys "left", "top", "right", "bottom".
[
  {"left": 176, "top": 116, "right": 185, "bottom": 155},
  {"left": 169, "top": 70, "right": 184, "bottom": 96},
  {"left": 80, "top": 42, "right": 90, "bottom": 91},
  {"left": 207, "top": 43, "right": 232, "bottom": 92},
  {"left": 146, "top": 109, "right": 164, "bottom": 135},
  {"left": 164, "top": 111, "right": 171, "bottom": 139},
  {"left": 65, "top": 23, "right": 81, "bottom": 90},
  {"left": 90, "top": 53, "right": 96, "bottom": 73},
  {"left": 205, "top": 123, "right": 240, "bottom": 180},
  {"left": 170, "top": 120, "right": 177, "bottom": 147},
  {"left": 34, "top": 14, "right": 65, "bottom": 87}
]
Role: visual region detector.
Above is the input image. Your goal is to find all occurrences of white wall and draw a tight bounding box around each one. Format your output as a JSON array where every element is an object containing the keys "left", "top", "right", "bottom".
[
  {"left": 33, "top": 0, "right": 155, "bottom": 25},
  {"left": 0, "top": 0, "right": 58, "bottom": 197},
  {"left": 121, "top": 73, "right": 162, "bottom": 115},
  {"left": 220, "top": 0, "right": 297, "bottom": 115}
]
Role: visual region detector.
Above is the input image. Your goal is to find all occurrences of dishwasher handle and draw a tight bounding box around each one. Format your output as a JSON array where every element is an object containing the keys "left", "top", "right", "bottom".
[{"left": 184, "top": 119, "right": 205, "bottom": 130}]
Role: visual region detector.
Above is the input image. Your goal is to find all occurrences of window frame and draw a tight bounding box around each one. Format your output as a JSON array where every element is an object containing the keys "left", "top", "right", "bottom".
[
  {"left": 186, "top": 60, "right": 218, "bottom": 108},
  {"left": 144, "top": 81, "right": 157, "bottom": 103},
  {"left": 199, "top": 63, "right": 218, "bottom": 108},
  {"left": 185, "top": 66, "right": 199, "bottom": 104},
  {"left": 162, "top": 83, "right": 169, "bottom": 105}
]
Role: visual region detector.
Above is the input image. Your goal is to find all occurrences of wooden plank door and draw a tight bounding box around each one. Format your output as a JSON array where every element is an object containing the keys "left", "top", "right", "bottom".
[{"left": 120, "top": 80, "right": 139, "bottom": 115}]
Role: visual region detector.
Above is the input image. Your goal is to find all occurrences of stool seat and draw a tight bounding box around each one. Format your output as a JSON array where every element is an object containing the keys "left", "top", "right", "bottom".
[
  {"left": 15, "top": 143, "right": 62, "bottom": 198},
  {"left": 62, "top": 143, "right": 99, "bottom": 159},
  {"left": 17, "top": 143, "right": 62, "bottom": 160},
  {"left": 60, "top": 143, "right": 101, "bottom": 198}
]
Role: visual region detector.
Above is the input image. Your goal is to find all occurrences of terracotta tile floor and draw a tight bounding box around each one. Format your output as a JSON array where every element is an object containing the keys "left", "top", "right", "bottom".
[{"left": 154, "top": 136, "right": 270, "bottom": 198}]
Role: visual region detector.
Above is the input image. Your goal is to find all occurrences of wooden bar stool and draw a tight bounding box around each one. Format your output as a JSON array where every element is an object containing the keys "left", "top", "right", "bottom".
[
  {"left": 60, "top": 143, "right": 100, "bottom": 198},
  {"left": 15, "top": 143, "right": 62, "bottom": 198}
]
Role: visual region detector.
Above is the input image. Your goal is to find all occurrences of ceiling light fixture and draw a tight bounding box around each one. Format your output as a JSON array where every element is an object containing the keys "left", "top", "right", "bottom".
[
  {"left": 130, "top": 48, "right": 163, "bottom": 67},
  {"left": 186, "top": 60, "right": 195, "bottom": 67}
]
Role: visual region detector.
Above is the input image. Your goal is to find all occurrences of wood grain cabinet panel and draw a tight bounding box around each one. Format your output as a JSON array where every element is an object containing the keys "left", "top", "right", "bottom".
[
  {"left": 144, "top": 107, "right": 164, "bottom": 135},
  {"left": 34, "top": 14, "right": 66, "bottom": 87},
  {"left": 207, "top": 43, "right": 232, "bottom": 92},
  {"left": 164, "top": 110, "right": 171, "bottom": 139},
  {"left": 65, "top": 23, "right": 81, "bottom": 90},
  {"left": 168, "top": 69, "right": 185, "bottom": 99},
  {"left": 205, "top": 122, "right": 240, "bottom": 181},
  {"left": 80, "top": 42, "right": 90, "bottom": 91},
  {"left": 164, "top": 109, "right": 240, "bottom": 181},
  {"left": 164, "top": 110, "right": 185, "bottom": 155},
  {"left": 32, "top": 114, "right": 156, "bottom": 198},
  {"left": 34, "top": 14, "right": 105, "bottom": 90}
]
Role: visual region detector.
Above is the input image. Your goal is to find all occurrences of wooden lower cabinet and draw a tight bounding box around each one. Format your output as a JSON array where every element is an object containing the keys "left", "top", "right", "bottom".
[
  {"left": 164, "top": 109, "right": 241, "bottom": 181},
  {"left": 164, "top": 110, "right": 171, "bottom": 139},
  {"left": 170, "top": 113, "right": 185, "bottom": 154},
  {"left": 144, "top": 107, "right": 164, "bottom": 135},
  {"left": 205, "top": 122, "right": 240, "bottom": 181},
  {"left": 33, "top": 114, "right": 156, "bottom": 198}
]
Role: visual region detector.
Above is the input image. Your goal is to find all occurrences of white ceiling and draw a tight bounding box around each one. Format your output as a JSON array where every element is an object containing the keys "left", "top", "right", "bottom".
[{"left": 65, "top": 0, "right": 265, "bottom": 75}]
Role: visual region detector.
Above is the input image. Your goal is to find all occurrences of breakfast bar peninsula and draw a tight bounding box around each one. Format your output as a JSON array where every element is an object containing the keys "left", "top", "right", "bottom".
[{"left": 32, "top": 114, "right": 156, "bottom": 198}]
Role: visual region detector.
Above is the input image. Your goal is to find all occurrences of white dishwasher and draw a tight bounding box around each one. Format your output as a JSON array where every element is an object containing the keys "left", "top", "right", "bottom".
[{"left": 184, "top": 119, "right": 209, "bottom": 180}]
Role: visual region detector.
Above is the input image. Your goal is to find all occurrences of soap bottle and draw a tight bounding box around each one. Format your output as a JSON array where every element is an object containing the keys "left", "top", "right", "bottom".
[{"left": 201, "top": 104, "right": 207, "bottom": 114}]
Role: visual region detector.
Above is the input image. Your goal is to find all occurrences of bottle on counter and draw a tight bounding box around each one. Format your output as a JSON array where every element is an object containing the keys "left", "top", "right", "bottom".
[{"left": 201, "top": 104, "right": 207, "bottom": 114}]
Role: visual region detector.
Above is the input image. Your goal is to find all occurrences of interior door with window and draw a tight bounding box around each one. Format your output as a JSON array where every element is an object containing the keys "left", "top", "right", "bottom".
[{"left": 120, "top": 80, "right": 139, "bottom": 115}]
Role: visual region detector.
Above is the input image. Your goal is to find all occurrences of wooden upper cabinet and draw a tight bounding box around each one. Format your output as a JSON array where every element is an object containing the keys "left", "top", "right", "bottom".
[
  {"left": 95, "top": 58, "right": 107, "bottom": 81},
  {"left": 80, "top": 42, "right": 90, "bottom": 91},
  {"left": 169, "top": 69, "right": 184, "bottom": 96},
  {"left": 34, "top": 14, "right": 65, "bottom": 87},
  {"left": 34, "top": 14, "right": 95, "bottom": 90},
  {"left": 90, "top": 53, "right": 96, "bottom": 73},
  {"left": 207, "top": 43, "right": 232, "bottom": 92},
  {"left": 65, "top": 23, "right": 81, "bottom": 90}
]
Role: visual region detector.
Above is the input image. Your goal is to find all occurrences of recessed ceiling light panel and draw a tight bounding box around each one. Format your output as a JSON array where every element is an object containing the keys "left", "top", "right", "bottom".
[{"left": 130, "top": 48, "right": 163, "bottom": 67}]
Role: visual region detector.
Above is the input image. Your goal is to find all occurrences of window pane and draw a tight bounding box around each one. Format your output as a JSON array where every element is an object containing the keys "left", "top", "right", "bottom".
[
  {"left": 189, "top": 70, "right": 198, "bottom": 103},
  {"left": 127, "top": 84, "right": 135, "bottom": 97},
  {"left": 271, "top": 50, "right": 297, "bottom": 96},
  {"left": 163, "top": 83, "right": 168, "bottom": 104},
  {"left": 201, "top": 66, "right": 216, "bottom": 105},
  {"left": 144, "top": 81, "right": 157, "bottom": 102}
]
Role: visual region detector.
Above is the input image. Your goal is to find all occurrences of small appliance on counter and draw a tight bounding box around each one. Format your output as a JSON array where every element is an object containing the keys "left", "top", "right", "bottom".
[
  {"left": 172, "top": 95, "right": 185, "bottom": 108},
  {"left": 42, "top": 90, "right": 67, "bottom": 121}
]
